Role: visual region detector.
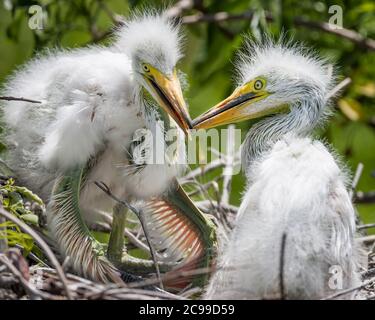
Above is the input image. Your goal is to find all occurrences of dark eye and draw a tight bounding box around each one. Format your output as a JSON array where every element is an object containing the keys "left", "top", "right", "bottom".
[
  {"left": 254, "top": 80, "right": 263, "bottom": 90},
  {"left": 142, "top": 64, "right": 150, "bottom": 72}
]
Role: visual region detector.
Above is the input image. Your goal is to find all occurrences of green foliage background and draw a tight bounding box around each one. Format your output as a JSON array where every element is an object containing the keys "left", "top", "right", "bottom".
[{"left": 0, "top": 0, "right": 374, "bottom": 227}]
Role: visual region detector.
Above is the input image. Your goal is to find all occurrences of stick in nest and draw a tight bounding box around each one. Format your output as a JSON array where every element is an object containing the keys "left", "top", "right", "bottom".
[
  {"left": 94, "top": 181, "right": 164, "bottom": 289},
  {"left": 0, "top": 207, "right": 73, "bottom": 299}
]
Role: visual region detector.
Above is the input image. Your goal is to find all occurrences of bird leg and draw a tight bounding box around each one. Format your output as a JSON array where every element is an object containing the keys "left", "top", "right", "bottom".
[
  {"left": 94, "top": 181, "right": 176, "bottom": 276},
  {"left": 130, "top": 201, "right": 164, "bottom": 289},
  {"left": 107, "top": 202, "right": 128, "bottom": 264}
]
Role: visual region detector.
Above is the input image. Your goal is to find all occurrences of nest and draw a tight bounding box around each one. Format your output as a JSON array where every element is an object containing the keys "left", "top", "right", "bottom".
[{"left": 0, "top": 145, "right": 374, "bottom": 300}]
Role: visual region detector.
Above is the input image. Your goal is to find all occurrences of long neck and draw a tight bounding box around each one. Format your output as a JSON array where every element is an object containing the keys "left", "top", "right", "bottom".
[
  {"left": 158, "top": 107, "right": 179, "bottom": 145},
  {"left": 141, "top": 93, "right": 184, "bottom": 164},
  {"left": 139, "top": 88, "right": 178, "bottom": 137},
  {"left": 242, "top": 98, "right": 325, "bottom": 174},
  {"left": 158, "top": 109, "right": 184, "bottom": 164}
]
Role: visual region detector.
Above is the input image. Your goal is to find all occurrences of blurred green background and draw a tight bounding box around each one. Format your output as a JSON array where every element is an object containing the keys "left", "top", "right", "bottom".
[{"left": 0, "top": 0, "right": 374, "bottom": 228}]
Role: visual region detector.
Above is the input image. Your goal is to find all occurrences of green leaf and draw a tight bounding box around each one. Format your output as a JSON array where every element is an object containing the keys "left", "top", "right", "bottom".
[{"left": 20, "top": 213, "right": 39, "bottom": 225}]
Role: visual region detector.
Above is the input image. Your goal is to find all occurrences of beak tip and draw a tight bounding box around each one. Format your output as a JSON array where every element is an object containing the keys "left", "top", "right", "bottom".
[
  {"left": 191, "top": 118, "right": 204, "bottom": 129},
  {"left": 191, "top": 118, "right": 199, "bottom": 128},
  {"left": 187, "top": 119, "right": 193, "bottom": 130}
]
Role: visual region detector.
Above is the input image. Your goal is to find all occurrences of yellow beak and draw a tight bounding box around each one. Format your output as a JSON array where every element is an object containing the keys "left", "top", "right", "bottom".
[
  {"left": 144, "top": 68, "right": 192, "bottom": 135},
  {"left": 192, "top": 86, "right": 267, "bottom": 129}
]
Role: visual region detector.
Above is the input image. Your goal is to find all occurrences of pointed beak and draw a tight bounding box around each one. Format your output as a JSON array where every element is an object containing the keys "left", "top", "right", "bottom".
[
  {"left": 144, "top": 69, "right": 192, "bottom": 135},
  {"left": 192, "top": 87, "right": 265, "bottom": 129}
]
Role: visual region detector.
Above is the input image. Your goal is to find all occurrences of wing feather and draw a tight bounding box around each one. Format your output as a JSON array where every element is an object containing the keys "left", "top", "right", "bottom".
[{"left": 141, "top": 181, "right": 217, "bottom": 289}]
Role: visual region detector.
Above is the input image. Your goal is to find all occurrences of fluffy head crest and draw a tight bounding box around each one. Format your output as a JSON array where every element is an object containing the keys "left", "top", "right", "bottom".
[
  {"left": 114, "top": 11, "right": 183, "bottom": 73},
  {"left": 235, "top": 36, "right": 335, "bottom": 101}
]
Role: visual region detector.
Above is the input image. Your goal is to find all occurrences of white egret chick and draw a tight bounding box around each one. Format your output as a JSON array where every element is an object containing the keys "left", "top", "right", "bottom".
[
  {"left": 1, "top": 12, "right": 216, "bottom": 286},
  {"left": 193, "top": 39, "right": 363, "bottom": 299}
]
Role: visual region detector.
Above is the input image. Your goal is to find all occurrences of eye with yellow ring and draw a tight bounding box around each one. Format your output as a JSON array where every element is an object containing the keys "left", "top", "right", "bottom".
[
  {"left": 142, "top": 63, "right": 151, "bottom": 73},
  {"left": 254, "top": 79, "right": 264, "bottom": 91}
]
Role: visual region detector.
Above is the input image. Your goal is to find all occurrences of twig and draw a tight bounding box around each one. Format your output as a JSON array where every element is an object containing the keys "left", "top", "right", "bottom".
[
  {"left": 0, "top": 207, "right": 73, "bottom": 299},
  {"left": 358, "top": 223, "right": 375, "bottom": 231},
  {"left": 165, "top": 0, "right": 194, "bottom": 19},
  {"left": 221, "top": 125, "right": 236, "bottom": 205},
  {"left": 0, "top": 272, "right": 18, "bottom": 288},
  {"left": 293, "top": 17, "right": 375, "bottom": 51},
  {"left": 279, "top": 233, "right": 287, "bottom": 300},
  {"left": 361, "top": 268, "right": 375, "bottom": 281},
  {"left": 124, "top": 228, "right": 151, "bottom": 254},
  {"left": 29, "top": 267, "right": 184, "bottom": 300},
  {"left": 182, "top": 11, "right": 259, "bottom": 24},
  {"left": 350, "top": 162, "right": 364, "bottom": 224},
  {"left": 14, "top": 244, "right": 50, "bottom": 268},
  {"left": 181, "top": 11, "right": 375, "bottom": 51},
  {"left": 94, "top": 6, "right": 375, "bottom": 49},
  {"left": 350, "top": 162, "right": 364, "bottom": 199},
  {"left": 124, "top": 228, "right": 165, "bottom": 259},
  {"left": 188, "top": 166, "right": 234, "bottom": 233},
  {"left": 89, "top": 222, "right": 111, "bottom": 233},
  {"left": 0, "top": 96, "right": 42, "bottom": 104},
  {"left": 354, "top": 191, "right": 375, "bottom": 204},
  {"left": 322, "top": 278, "right": 375, "bottom": 300},
  {"left": 186, "top": 176, "right": 222, "bottom": 197},
  {"left": 184, "top": 178, "right": 217, "bottom": 206},
  {"left": 182, "top": 151, "right": 240, "bottom": 181},
  {"left": 84, "top": 286, "right": 184, "bottom": 300},
  {"left": 127, "top": 259, "right": 268, "bottom": 291},
  {"left": 357, "top": 235, "right": 375, "bottom": 244},
  {"left": 189, "top": 1, "right": 236, "bottom": 39},
  {"left": 195, "top": 200, "right": 238, "bottom": 214},
  {"left": 94, "top": 181, "right": 164, "bottom": 289},
  {"left": 326, "top": 77, "right": 352, "bottom": 99},
  {"left": 0, "top": 198, "right": 7, "bottom": 252},
  {"left": 183, "top": 158, "right": 225, "bottom": 180},
  {"left": 128, "top": 264, "right": 215, "bottom": 289},
  {"left": 179, "top": 286, "right": 202, "bottom": 298},
  {"left": 0, "top": 254, "right": 54, "bottom": 299}
]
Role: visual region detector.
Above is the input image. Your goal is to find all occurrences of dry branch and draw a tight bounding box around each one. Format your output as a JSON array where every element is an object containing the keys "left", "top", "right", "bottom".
[
  {"left": 358, "top": 223, "right": 375, "bottom": 231},
  {"left": 293, "top": 17, "right": 375, "bottom": 51},
  {"left": 0, "top": 252, "right": 60, "bottom": 300},
  {"left": 0, "top": 207, "right": 73, "bottom": 299},
  {"left": 327, "top": 78, "right": 352, "bottom": 100},
  {"left": 279, "top": 233, "right": 287, "bottom": 300},
  {"left": 29, "top": 267, "right": 183, "bottom": 300},
  {"left": 165, "top": 0, "right": 194, "bottom": 18},
  {"left": 350, "top": 162, "right": 364, "bottom": 198},
  {"left": 182, "top": 152, "right": 240, "bottom": 181},
  {"left": 94, "top": 181, "right": 163, "bottom": 289},
  {"left": 221, "top": 125, "right": 236, "bottom": 205},
  {"left": 354, "top": 191, "right": 375, "bottom": 204},
  {"left": 322, "top": 278, "right": 375, "bottom": 300},
  {"left": 0, "top": 96, "right": 42, "bottom": 104},
  {"left": 181, "top": 11, "right": 375, "bottom": 51}
]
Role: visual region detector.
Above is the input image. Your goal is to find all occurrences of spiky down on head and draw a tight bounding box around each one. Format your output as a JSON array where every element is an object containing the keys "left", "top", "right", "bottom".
[
  {"left": 114, "top": 11, "right": 183, "bottom": 75},
  {"left": 235, "top": 37, "right": 335, "bottom": 114},
  {"left": 114, "top": 11, "right": 191, "bottom": 132},
  {"left": 192, "top": 36, "right": 336, "bottom": 130}
]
